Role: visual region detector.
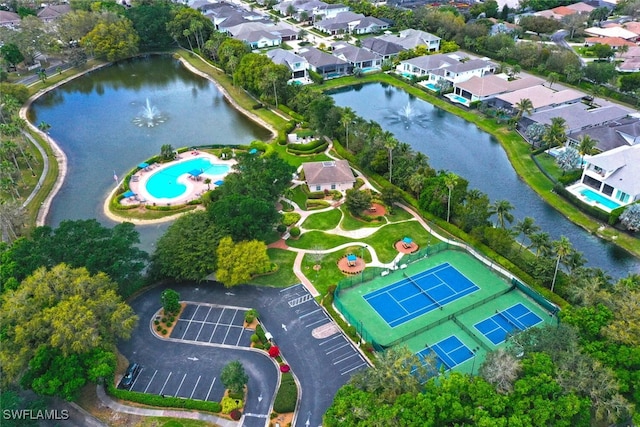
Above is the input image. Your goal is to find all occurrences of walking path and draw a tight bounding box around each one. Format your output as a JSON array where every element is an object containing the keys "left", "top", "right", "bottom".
[{"left": 95, "top": 384, "right": 238, "bottom": 427}]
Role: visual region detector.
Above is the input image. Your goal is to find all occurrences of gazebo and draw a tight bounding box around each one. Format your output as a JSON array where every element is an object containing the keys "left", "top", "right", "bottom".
[
  {"left": 402, "top": 237, "right": 413, "bottom": 249},
  {"left": 346, "top": 254, "right": 357, "bottom": 267}
]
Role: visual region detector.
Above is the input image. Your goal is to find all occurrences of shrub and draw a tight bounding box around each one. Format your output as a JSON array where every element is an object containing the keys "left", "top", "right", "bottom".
[
  {"left": 306, "top": 200, "right": 331, "bottom": 209},
  {"left": 252, "top": 103, "right": 264, "bottom": 109},
  {"left": 557, "top": 169, "right": 582, "bottom": 186},
  {"left": 221, "top": 396, "right": 243, "bottom": 414},
  {"left": 166, "top": 322, "right": 172, "bottom": 327},
  {"left": 161, "top": 317, "right": 167, "bottom": 323},
  {"left": 154, "top": 320, "right": 160, "bottom": 325},
  {"left": 245, "top": 314, "right": 254, "bottom": 324},
  {"left": 282, "top": 212, "right": 301, "bottom": 226},
  {"left": 156, "top": 325, "right": 162, "bottom": 331},
  {"left": 245, "top": 309, "right": 258, "bottom": 321},
  {"left": 273, "top": 373, "right": 297, "bottom": 413},
  {"left": 268, "top": 346, "right": 280, "bottom": 357},
  {"left": 289, "top": 226, "right": 301, "bottom": 237},
  {"left": 162, "top": 329, "right": 168, "bottom": 335},
  {"left": 107, "top": 383, "right": 221, "bottom": 413},
  {"left": 277, "top": 224, "right": 287, "bottom": 233},
  {"left": 230, "top": 409, "right": 242, "bottom": 421},
  {"left": 250, "top": 334, "right": 259, "bottom": 343},
  {"left": 228, "top": 390, "right": 244, "bottom": 400},
  {"left": 280, "top": 364, "right": 290, "bottom": 373},
  {"left": 256, "top": 324, "right": 268, "bottom": 343}
]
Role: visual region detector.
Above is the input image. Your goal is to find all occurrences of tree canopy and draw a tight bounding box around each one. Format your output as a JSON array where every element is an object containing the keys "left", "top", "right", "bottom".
[
  {"left": 215, "top": 236, "right": 271, "bottom": 287},
  {"left": 0, "top": 264, "right": 137, "bottom": 394},
  {"left": 0, "top": 219, "right": 147, "bottom": 296},
  {"left": 80, "top": 16, "right": 140, "bottom": 61}
]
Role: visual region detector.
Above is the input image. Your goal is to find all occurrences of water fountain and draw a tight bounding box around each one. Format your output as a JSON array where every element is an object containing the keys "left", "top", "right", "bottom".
[
  {"left": 133, "top": 98, "right": 166, "bottom": 127},
  {"left": 386, "top": 102, "right": 430, "bottom": 129}
]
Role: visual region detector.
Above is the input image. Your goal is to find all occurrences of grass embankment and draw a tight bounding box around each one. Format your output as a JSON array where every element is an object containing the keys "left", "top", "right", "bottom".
[
  {"left": 251, "top": 248, "right": 299, "bottom": 287},
  {"left": 322, "top": 73, "right": 640, "bottom": 259},
  {"left": 302, "top": 209, "right": 342, "bottom": 230}
]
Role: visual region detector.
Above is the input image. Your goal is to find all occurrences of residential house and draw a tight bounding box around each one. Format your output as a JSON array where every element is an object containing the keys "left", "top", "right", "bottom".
[
  {"left": 274, "top": 0, "right": 326, "bottom": 18},
  {"left": 313, "top": 11, "right": 387, "bottom": 35},
  {"left": 584, "top": 25, "right": 640, "bottom": 41},
  {"left": 452, "top": 75, "right": 543, "bottom": 103},
  {"left": 37, "top": 4, "right": 71, "bottom": 22},
  {"left": 579, "top": 144, "right": 640, "bottom": 207},
  {"left": 397, "top": 52, "right": 496, "bottom": 86},
  {"left": 568, "top": 116, "right": 640, "bottom": 153},
  {"left": 491, "top": 85, "right": 583, "bottom": 114},
  {"left": 314, "top": 3, "right": 350, "bottom": 20},
  {"left": 225, "top": 21, "right": 298, "bottom": 47},
  {"left": 584, "top": 36, "right": 635, "bottom": 50},
  {"left": 536, "top": 2, "right": 594, "bottom": 20},
  {"left": 298, "top": 47, "right": 351, "bottom": 78},
  {"left": 617, "top": 46, "right": 640, "bottom": 72},
  {"left": 0, "top": 10, "right": 20, "bottom": 28},
  {"left": 361, "top": 37, "right": 404, "bottom": 60},
  {"left": 331, "top": 42, "right": 382, "bottom": 71},
  {"left": 302, "top": 160, "right": 356, "bottom": 192},
  {"left": 377, "top": 29, "right": 441, "bottom": 52},
  {"left": 267, "top": 48, "right": 309, "bottom": 82},
  {"left": 521, "top": 103, "right": 630, "bottom": 134}
]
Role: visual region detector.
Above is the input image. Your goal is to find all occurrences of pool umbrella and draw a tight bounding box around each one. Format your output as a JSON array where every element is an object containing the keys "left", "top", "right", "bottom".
[
  {"left": 249, "top": 148, "right": 258, "bottom": 154},
  {"left": 214, "top": 180, "right": 224, "bottom": 186},
  {"left": 138, "top": 162, "right": 149, "bottom": 169},
  {"left": 189, "top": 169, "right": 203, "bottom": 177},
  {"left": 123, "top": 190, "right": 135, "bottom": 198}
]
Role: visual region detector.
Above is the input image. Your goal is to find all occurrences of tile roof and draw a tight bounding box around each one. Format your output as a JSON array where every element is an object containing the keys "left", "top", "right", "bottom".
[
  {"left": 585, "top": 144, "right": 640, "bottom": 196},
  {"left": 361, "top": 37, "right": 403, "bottom": 55},
  {"left": 298, "top": 47, "right": 349, "bottom": 67},
  {"left": 495, "top": 85, "right": 583, "bottom": 110},
  {"left": 529, "top": 103, "right": 629, "bottom": 133},
  {"left": 455, "top": 75, "right": 543, "bottom": 97},
  {"left": 332, "top": 44, "right": 381, "bottom": 63},
  {"left": 302, "top": 160, "right": 355, "bottom": 185},
  {"left": 570, "top": 117, "right": 640, "bottom": 152},
  {"left": 585, "top": 36, "right": 635, "bottom": 47}
]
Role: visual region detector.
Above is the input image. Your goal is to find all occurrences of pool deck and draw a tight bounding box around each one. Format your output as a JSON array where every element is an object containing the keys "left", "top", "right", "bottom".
[{"left": 123, "top": 152, "right": 236, "bottom": 207}]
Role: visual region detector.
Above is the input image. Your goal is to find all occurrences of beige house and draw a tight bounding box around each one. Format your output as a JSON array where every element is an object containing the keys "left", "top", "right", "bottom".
[{"left": 302, "top": 160, "right": 356, "bottom": 192}]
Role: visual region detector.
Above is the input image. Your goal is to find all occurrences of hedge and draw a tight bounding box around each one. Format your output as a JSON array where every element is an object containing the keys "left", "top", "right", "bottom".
[
  {"left": 273, "top": 373, "right": 297, "bottom": 413},
  {"left": 282, "top": 212, "right": 301, "bottom": 226},
  {"left": 557, "top": 169, "right": 582, "bottom": 186},
  {"left": 107, "top": 383, "right": 221, "bottom": 413},
  {"left": 306, "top": 200, "right": 331, "bottom": 209},
  {"left": 287, "top": 141, "right": 329, "bottom": 155},
  {"left": 553, "top": 183, "right": 611, "bottom": 223}
]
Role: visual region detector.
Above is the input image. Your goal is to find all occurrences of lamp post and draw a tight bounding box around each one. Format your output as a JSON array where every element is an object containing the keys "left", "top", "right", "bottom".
[
  {"left": 361, "top": 245, "right": 367, "bottom": 283},
  {"left": 470, "top": 347, "right": 480, "bottom": 375}
]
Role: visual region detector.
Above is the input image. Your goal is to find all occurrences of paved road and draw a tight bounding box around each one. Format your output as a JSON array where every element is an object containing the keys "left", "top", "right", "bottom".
[{"left": 119, "top": 282, "right": 369, "bottom": 426}]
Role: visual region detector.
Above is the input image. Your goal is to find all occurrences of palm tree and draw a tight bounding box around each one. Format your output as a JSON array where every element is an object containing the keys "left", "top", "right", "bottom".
[
  {"left": 340, "top": 108, "right": 355, "bottom": 151},
  {"left": 542, "top": 117, "right": 567, "bottom": 149},
  {"left": 382, "top": 132, "right": 398, "bottom": 184},
  {"left": 444, "top": 172, "right": 458, "bottom": 223},
  {"left": 529, "top": 231, "right": 551, "bottom": 258},
  {"left": 551, "top": 236, "right": 573, "bottom": 293},
  {"left": 514, "top": 217, "right": 540, "bottom": 252},
  {"left": 204, "top": 178, "right": 212, "bottom": 191},
  {"left": 577, "top": 135, "right": 596, "bottom": 168},
  {"left": 547, "top": 72, "right": 560, "bottom": 89},
  {"left": 38, "top": 121, "right": 51, "bottom": 143},
  {"left": 514, "top": 98, "right": 533, "bottom": 120},
  {"left": 490, "top": 199, "right": 515, "bottom": 229}
]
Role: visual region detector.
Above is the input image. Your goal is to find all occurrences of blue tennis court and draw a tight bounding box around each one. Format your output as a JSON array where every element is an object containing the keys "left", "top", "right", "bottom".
[
  {"left": 416, "top": 335, "right": 475, "bottom": 371},
  {"left": 474, "top": 303, "right": 543, "bottom": 345},
  {"left": 363, "top": 263, "right": 479, "bottom": 327}
]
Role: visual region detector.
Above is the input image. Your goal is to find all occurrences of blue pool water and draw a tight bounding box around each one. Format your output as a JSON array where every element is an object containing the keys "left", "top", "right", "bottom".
[
  {"left": 449, "top": 94, "right": 469, "bottom": 105},
  {"left": 146, "top": 158, "right": 229, "bottom": 199},
  {"left": 424, "top": 82, "right": 439, "bottom": 91},
  {"left": 579, "top": 187, "right": 621, "bottom": 210}
]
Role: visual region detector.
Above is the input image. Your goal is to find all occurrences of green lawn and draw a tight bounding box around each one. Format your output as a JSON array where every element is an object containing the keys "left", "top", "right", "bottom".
[
  {"left": 339, "top": 205, "right": 387, "bottom": 231},
  {"left": 287, "top": 231, "right": 353, "bottom": 250},
  {"left": 301, "top": 245, "right": 372, "bottom": 295},
  {"left": 534, "top": 152, "right": 564, "bottom": 181},
  {"left": 302, "top": 209, "right": 342, "bottom": 230},
  {"left": 251, "top": 248, "right": 298, "bottom": 287},
  {"left": 362, "top": 221, "right": 438, "bottom": 264},
  {"left": 387, "top": 206, "right": 414, "bottom": 222},
  {"left": 290, "top": 185, "right": 308, "bottom": 210}
]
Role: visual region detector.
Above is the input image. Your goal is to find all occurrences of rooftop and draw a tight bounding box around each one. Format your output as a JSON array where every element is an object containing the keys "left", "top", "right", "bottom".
[{"left": 302, "top": 160, "right": 355, "bottom": 185}]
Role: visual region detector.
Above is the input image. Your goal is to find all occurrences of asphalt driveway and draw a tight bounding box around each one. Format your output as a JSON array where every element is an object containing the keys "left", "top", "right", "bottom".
[{"left": 119, "top": 282, "right": 369, "bottom": 427}]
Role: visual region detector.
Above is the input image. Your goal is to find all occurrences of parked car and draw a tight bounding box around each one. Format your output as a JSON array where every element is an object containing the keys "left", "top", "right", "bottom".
[{"left": 119, "top": 362, "right": 141, "bottom": 390}]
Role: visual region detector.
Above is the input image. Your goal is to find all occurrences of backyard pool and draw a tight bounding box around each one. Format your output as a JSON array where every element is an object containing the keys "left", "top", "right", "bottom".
[
  {"left": 575, "top": 186, "right": 622, "bottom": 211},
  {"left": 146, "top": 158, "right": 229, "bottom": 199}
]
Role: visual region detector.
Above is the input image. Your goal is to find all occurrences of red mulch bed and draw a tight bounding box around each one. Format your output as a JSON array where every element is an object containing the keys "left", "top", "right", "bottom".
[
  {"left": 395, "top": 241, "right": 419, "bottom": 254},
  {"left": 361, "top": 202, "right": 386, "bottom": 217},
  {"left": 336, "top": 256, "right": 365, "bottom": 275}
]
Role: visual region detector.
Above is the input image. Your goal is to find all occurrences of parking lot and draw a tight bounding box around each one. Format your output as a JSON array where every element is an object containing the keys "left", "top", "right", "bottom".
[
  {"left": 170, "top": 303, "right": 253, "bottom": 347},
  {"left": 282, "top": 284, "right": 369, "bottom": 377},
  {"left": 128, "top": 365, "right": 224, "bottom": 402}
]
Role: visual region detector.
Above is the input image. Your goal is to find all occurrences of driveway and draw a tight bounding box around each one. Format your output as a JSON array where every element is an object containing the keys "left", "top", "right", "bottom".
[{"left": 119, "top": 282, "right": 369, "bottom": 427}]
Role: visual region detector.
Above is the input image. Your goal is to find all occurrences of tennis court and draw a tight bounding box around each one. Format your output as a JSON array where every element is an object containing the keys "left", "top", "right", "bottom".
[
  {"left": 416, "top": 335, "right": 475, "bottom": 371},
  {"left": 474, "top": 303, "right": 544, "bottom": 345},
  {"left": 363, "top": 263, "right": 479, "bottom": 327}
]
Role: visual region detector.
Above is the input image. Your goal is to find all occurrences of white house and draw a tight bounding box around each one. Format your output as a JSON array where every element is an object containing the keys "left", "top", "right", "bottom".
[
  {"left": 576, "top": 144, "right": 640, "bottom": 209},
  {"left": 267, "top": 49, "right": 309, "bottom": 82},
  {"left": 378, "top": 29, "right": 441, "bottom": 52},
  {"left": 302, "top": 160, "right": 356, "bottom": 192},
  {"left": 397, "top": 52, "right": 496, "bottom": 85}
]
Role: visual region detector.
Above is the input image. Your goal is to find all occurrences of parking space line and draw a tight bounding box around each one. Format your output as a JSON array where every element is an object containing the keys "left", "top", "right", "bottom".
[
  {"left": 235, "top": 328, "right": 244, "bottom": 346},
  {"left": 143, "top": 370, "right": 158, "bottom": 393},
  {"left": 175, "top": 373, "right": 187, "bottom": 397},
  {"left": 221, "top": 310, "right": 237, "bottom": 344},
  {"left": 333, "top": 353, "right": 358, "bottom": 364},
  {"left": 205, "top": 377, "right": 216, "bottom": 401},
  {"left": 195, "top": 306, "right": 212, "bottom": 341},
  {"left": 305, "top": 318, "right": 329, "bottom": 328},
  {"left": 319, "top": 335, "right": 341, "bottom": 345},
  {"left": 159, "top": 372, "right": 172, "bottom": 395},
  {"left": 130, "top": 367, "right": 143, "bottom": 390},
  {"left": 207, "top": 308, "right": 225, "bottom": 342},
  {"left": 324, "top": 340, "right": 348, "bottom": 351},
  {"left": 299, "top": 308, "right": 321, "bottom": 319},
  {"left": 342, "top": 362, "right": 368, "bottom": 375},
  {"left": 326, "top": 343, "right": 349, "bottom": 354},
  {"left": 280, "top": 284, "right": 303, "bottom": 292},
  {"left": 190, "top": 376, "right": 201, "bottom": 399}
]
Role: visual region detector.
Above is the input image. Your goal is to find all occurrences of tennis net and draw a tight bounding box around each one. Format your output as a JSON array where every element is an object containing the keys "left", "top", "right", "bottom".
[{"left": 404, "top": 273, "right": 441, "bottom": 307}]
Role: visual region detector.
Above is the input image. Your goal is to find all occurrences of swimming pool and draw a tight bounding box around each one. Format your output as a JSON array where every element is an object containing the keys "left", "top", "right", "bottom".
[
  {"left": 446, "top": 94, "right": 470, "bottom": 106},
  {"left": 423, "top": 82, "right": 439, "bottom": 92},
  {"left": 578, "top": 187, "right": 622, "bottom": 210},
  {"left": 146, "top": 158, "right": 229, "bottom": 199}
]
